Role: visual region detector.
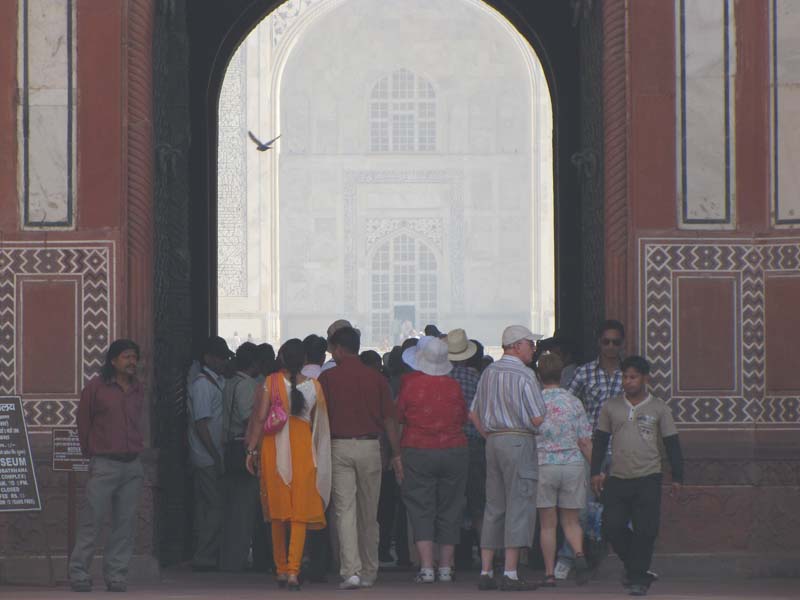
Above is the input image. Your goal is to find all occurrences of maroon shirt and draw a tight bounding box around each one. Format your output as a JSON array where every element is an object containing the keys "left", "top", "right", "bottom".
[
  {"left": 318, "top": 355, "right": 396, "bottom": 437},
  {"left": 77, "top": 375, "right": 145, "bottom": 457}
]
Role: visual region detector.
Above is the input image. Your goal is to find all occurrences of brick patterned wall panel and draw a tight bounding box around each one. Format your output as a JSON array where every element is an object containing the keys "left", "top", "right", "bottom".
[
  {"left": 0, "top": 241, "right": 115, "bottom": 429},
  {"left": 639, "top": 238, "right": 800, "bottom": 428}
]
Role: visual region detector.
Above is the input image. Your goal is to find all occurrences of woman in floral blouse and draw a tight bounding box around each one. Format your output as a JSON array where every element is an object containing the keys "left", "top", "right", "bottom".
[{"left": 535, "top": 352, "right": 593, "bottom": 587}]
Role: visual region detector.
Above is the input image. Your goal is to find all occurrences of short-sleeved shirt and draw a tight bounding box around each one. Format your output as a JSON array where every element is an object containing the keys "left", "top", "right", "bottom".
[
  {"left": 222, "top": 371, "right": 258, "bottom": 439},
  {"left": 188, "top": 367, "right": 226, "bottom": 468},
  {"left": 567, "top": 359, "right": 623, "bottom": 431},
  {"left": 318, "top": 354, "right": 396, "bottom": 437},
  {"left": 537, "top": 388, "right": 592, "bottom": 466},
  {"left": 596, "top": 394, "right": 678, "bottom": 479},
  {"left": 470, "top": 355, "right": 546, "bottom": 433},
  {"left": 449, "top": 364, "right": 481, "bottom": 440},
  {"left": 397, "top": 373, "right": 467, "bottom": 449}
]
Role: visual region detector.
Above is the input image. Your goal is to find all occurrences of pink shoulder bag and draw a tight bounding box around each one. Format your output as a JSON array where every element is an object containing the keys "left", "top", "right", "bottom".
[{"left": 263, "top": 374, "right": 288, "bottom": 435}]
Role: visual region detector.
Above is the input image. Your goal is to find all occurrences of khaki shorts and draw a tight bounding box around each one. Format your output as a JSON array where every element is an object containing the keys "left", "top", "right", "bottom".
[{"left": 536, "top": 463, "right": 587, "bottom": 509}]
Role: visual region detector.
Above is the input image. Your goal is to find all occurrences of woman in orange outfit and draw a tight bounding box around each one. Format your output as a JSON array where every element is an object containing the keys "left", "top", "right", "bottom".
[{"left": 245, "top": 339, "right": 331, "bottom": 590}]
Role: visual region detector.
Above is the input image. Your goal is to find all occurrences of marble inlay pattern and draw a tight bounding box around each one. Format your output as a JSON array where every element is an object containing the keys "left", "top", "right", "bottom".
[
  {"left": 0, "top": 241, "right": 115, "bottom": 428},
  {"left": 771, "top": 0, "right": 800, "bottom": 226},
  {"left": 676, "top": 0, "right": 736, "bottom": 227},
  {"left": 217, "top": 48, "right": 248, "bottom": 297},
  {"left": 18, "top": 0, "right": 76, "bottom": 228},
  {"left": 365, "top": 218, "right": 443, "bottom": 255},
  {"left": 343, "top": 170, "right": 465, "bottom": 314},
  {"left": 640, "top": 238, "right": 800, "bottom": 428},
  {"left": 271, "top": 0, "right": 323, "bottom": 48}
]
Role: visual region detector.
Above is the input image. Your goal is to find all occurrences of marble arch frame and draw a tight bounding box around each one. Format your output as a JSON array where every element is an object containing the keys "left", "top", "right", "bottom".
[
  {"left": 214, "top": 0, "right": 560, "bottom": 342},
  {"left": 172, "top": 0, "right": 630, "bottom": 352}
]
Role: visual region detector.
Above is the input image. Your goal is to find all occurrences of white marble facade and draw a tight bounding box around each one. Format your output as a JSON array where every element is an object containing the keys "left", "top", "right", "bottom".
[
  {"left": 676, "top": 0, "right": 736, "bottom": 228},
  {"left": 17, "top": 0, "right": 76, "bottom": 228},
  {"left": 218, "top": 0, "right": 554, "bottom": 350},
  {"left": 773, "top": 0, "right": 800, "bottom": 226}
]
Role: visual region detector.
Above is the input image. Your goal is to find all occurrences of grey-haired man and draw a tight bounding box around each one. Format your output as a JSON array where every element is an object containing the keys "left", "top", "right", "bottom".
[{"left": 470, "top": 325, "right": 546, "bottom": 591}]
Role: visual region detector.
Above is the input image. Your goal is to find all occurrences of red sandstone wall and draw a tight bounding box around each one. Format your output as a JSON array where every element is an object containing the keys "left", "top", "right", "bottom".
[
  {"left": 0, "top": 0, "right": 155, "bottom": 575},
  {"left": 625, "top": 0, "right": 800, "bottom": 557}
]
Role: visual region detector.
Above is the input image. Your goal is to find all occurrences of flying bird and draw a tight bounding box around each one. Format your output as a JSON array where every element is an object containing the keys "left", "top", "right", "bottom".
[{"left": 247, "top": 131, "right": 281, "bottom": 151}]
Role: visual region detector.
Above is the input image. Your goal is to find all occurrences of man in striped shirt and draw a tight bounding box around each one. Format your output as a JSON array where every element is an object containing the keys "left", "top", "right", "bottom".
[{"left": 470, "top": 325, "right": 547, "bottom": 591}]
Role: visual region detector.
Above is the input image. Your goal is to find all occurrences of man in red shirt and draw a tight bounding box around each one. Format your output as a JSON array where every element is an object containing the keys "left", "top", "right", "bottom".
[
  {"left": 69, "top": 339, "right": 145, "bottom": 593},
  {"left": 319, "top": 326, "right": 403, "bottom": 589}
]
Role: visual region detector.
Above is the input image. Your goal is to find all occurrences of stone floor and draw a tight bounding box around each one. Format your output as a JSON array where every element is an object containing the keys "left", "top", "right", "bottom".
[{"left": 3, "top": 567, "right": 799, "bottom": 599}]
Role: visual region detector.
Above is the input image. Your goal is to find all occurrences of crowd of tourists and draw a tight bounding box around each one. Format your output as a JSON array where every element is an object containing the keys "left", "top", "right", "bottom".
[{"left": 68, "top": 318, "right": 683, "bottom": 597}]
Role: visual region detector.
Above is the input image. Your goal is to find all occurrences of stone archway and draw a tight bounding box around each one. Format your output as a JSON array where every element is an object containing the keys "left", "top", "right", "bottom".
[
  {"left": 215, "top": 0, "right": 557, "bottom": 347},
  {"left": 142, "top": 0, "right": 628, "bottom": 564}
]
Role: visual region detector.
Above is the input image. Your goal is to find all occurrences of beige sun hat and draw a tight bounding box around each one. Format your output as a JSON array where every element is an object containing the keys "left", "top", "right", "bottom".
[
  {"left": 446, "top": 328, "right": 478, "bottom": 362},
  {"left": 415, "top": 337, "right": 453, "bottom": 377}
]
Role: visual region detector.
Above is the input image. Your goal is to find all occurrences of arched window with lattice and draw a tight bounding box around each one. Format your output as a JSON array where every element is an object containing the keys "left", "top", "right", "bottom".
[
  {"left": 370, "top": 68, "right": 436, "bottom": 152},
  {"left": 370, "top": 233, "right": 438, "bottom": 346}
]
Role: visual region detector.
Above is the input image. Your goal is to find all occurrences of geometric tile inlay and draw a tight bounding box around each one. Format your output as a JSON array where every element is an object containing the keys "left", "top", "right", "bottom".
[
  {"left": 0, "top": 241, "right": 115, "bottom": 429},
  {"left": 640, "top": 238, "right": 800, "bottom": 428}
]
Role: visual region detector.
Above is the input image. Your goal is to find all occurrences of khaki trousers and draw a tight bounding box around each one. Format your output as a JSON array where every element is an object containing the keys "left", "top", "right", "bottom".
[{"left": 331, "top": 439, "right": 382, "bottom": 582}]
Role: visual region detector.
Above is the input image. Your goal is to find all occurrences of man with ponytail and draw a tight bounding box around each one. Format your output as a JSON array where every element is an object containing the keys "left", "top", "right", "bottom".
[{"left": 318, "top": 326, "right": 403, "bottom": 590}]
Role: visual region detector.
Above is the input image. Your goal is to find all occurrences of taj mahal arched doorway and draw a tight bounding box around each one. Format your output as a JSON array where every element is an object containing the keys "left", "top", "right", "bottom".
[{"left": 215, "top": 0, "right": 556, "bottom": 351}]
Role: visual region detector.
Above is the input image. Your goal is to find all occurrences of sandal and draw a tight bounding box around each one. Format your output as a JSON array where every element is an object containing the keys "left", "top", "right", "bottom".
[{"left": 541, "top": 575, "right": 557, "bottom": 587}]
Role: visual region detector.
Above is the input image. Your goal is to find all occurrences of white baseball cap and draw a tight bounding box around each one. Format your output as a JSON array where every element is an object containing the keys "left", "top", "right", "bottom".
[{"left": 501, "top": 325, "right": 542, "bottom": 347}]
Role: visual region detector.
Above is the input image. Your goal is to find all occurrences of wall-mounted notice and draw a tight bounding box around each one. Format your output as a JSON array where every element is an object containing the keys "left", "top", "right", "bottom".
[
  {"left": 0, "top": 396, "right": 42, "bottom": 511},
  {"left": 52, "top": 428, "right": 89, "bottom": 472}
]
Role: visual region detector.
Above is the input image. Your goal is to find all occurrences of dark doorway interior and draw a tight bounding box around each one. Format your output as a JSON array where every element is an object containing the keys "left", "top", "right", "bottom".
[{"left": 152, "top": 0, "right": 602, "bottom": 566}]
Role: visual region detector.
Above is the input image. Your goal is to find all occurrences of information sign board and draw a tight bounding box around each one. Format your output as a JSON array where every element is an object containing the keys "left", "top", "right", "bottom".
[
  {"left": 53, "top": 428, "right": 89, "bottom": 472},
  {"left": 0, "top": 396, "right": 42, "bottom": 511}
]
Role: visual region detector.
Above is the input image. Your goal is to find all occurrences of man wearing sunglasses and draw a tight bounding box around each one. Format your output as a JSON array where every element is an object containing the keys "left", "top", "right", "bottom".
[
  {"left": 567, "top": 320, "right": 625, "bottom": 431},
  {"left": 553, "top": 320, "right": 625, "bottom": 580}
]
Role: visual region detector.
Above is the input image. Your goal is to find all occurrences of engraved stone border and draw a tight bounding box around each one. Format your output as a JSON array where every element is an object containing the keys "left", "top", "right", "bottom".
[
  {"left": 640, "top": 238, "right": 800, "bottom": 428},
  {"left": 0, "top": 241, "right": 115, "bottom": 428}
]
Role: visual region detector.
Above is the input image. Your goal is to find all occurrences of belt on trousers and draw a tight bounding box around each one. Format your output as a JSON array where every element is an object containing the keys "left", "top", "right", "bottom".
[
  {"left": 487, "top": 429, "right": 534, "bottom": 436},
  {"left": 331, "top": 434, "right": 379, "bottom": 440}
]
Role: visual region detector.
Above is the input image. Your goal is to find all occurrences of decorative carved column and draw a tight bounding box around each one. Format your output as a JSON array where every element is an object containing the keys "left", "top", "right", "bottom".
[
  {"left": 127, "top": 0, "right": 155, "bottom": 371},
  {"left": 602, "top": 0, "right": 629, "bottom": 328}
]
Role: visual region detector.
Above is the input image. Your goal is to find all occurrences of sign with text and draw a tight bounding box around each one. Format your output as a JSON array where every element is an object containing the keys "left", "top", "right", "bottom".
[
  {"left": 52, "top": 428, "right": 89, "bottom": 472},
  {"left": 0, "top": 396, "right": 41, "bottom": 511}
]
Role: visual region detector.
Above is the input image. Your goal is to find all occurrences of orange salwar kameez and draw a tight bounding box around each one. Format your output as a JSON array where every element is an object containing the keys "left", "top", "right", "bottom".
[{"left": 249, "top": 373, "right": 330, "bottom": 576}]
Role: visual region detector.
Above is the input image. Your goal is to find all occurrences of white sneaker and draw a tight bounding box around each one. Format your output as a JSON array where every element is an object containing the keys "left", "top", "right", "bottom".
[
  {"left": 414, "top": 569, "right": 435, "bottom": 583},
  {"left": 360, "top": 578, "right": 375, "bottom": 588},
  {"left": 339, "top": 575, "right": 361, "bottom": 589},
  {"left": 553, "top": 559, "right": 571, "bottom": 580},
  {"left": 437, "top": 567, "right": 454, "bottom": 582}
]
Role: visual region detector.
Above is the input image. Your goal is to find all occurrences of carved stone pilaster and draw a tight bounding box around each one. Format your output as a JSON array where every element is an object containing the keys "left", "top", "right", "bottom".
[{"left": 602, "top": 0, "right": 629, "bottom": 332}]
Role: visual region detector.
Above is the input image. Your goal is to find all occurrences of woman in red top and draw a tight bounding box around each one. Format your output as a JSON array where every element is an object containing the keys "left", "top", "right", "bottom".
[{"left": 397, "top": 337, "right": 468, "bottom": 584}]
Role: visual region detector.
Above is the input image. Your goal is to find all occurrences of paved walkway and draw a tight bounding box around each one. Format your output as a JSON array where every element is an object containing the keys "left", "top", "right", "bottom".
[{"left": 3, "top": 568, "right": 799, "bottom": 599}]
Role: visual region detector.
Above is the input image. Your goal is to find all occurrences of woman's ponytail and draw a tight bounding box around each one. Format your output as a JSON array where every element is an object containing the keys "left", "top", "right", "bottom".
[{"left": 289, "top": 371, "right": 305, "bottom": 416}]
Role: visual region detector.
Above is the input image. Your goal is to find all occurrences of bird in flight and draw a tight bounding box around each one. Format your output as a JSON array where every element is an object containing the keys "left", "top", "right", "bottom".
[{"left": 247, "top": 131, "right": 281, "bottom": 151}]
